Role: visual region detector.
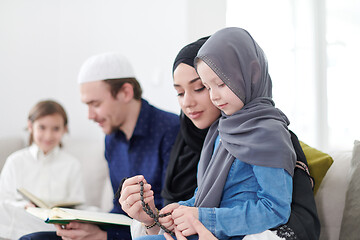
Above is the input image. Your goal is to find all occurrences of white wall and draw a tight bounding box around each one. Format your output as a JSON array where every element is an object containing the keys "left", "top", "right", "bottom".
[{"left": 0, "top": 0, "right": 226, "bottom": 141}]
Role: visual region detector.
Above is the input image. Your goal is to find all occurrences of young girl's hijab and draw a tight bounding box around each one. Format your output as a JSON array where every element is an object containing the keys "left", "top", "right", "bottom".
[{"left": 194, "top": 27, "right": 296, "bottom": 207}]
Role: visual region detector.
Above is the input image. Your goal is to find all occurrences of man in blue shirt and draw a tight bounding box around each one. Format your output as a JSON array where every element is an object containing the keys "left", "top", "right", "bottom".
[{"left": 20, "top": 53, "right": 179, "bottom": 240}]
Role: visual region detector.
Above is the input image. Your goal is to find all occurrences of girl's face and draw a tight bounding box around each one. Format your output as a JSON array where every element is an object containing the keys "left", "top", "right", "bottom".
[
  {"left": 173, "top": 63, "right": 220, "bottom": 129},
  {"left": 28, "top": 113, "right": 67, "bottom": 154},
  {"left": 197, "top": 60, "right": 244, "bottom": 115}
]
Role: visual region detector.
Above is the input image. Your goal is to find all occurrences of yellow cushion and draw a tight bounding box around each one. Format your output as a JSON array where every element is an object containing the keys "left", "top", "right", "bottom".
[{"left": 300, "top": 141, "right": 334, "bottom": 194}]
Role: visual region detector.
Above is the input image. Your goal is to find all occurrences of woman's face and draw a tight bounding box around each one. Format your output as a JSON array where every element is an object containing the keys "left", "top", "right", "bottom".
[{"left": 173, "top": 63, "right": 220, "bottom": 129}]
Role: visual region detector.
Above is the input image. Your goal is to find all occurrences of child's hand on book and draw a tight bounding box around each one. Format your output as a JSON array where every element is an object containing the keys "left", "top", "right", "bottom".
[
  {"left": 119, "top": 175, "right": 156, "bottom": 225},
  {"left": 24, "top": 202, "right": 36, "bottom": 209}
]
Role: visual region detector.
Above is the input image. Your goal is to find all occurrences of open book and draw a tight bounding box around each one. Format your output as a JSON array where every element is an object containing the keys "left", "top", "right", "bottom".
[
  {"left": 17, "top": 187, "right": 82, "bottom": 209},
  {"left": 26, "top": 207, "right": 133, "bottom": 226}
]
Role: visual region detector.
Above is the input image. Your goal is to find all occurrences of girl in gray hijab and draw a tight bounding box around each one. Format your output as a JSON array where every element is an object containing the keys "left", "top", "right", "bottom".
[{"left": 157, "top": 27, "right": 297, "bottom": 240}]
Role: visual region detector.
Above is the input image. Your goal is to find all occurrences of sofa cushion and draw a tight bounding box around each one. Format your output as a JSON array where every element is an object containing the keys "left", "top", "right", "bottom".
[
  {"left": 0, "top": 136, "right": 26, "bottom": 172},
  {"left": 62, "top": 137, "right": 113, "bottom": 211},
  {"left": 339, "top": 140, "right": 360, "bottom": 239},
  {"left": 315, "top": 150, "right": 352, "bottom": 240},
  {"left": 300, "top": 141, "right": 334, "bottom": 194}
]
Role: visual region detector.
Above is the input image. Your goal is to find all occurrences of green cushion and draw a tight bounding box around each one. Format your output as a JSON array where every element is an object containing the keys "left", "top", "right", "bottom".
[{"left": 300, "top": 141, "right": 334, "bottom": 194}]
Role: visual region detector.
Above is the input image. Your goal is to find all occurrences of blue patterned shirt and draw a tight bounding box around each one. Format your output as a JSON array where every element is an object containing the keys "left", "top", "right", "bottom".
[{"left": 105, "top": 99, "right": 179, "bottom": 214}]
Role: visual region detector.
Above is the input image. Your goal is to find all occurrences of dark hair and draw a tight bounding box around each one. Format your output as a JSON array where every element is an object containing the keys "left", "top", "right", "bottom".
[
  {"left": 28, "top": 100, "right": 68, "bottom": 146},
  {"left": 104, "top": 78, "right": 142, "bottom": 100}
]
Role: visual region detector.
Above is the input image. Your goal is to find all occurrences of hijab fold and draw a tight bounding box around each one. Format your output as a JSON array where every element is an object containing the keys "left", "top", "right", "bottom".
[{"left": 194, "top": 27, "right": 296, "bottom": 208}]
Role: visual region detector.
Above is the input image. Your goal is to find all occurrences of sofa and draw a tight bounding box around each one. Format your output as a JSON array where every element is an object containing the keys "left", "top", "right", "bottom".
[{"left": 0, "top": 134, "right": 357, "bottom": 240}]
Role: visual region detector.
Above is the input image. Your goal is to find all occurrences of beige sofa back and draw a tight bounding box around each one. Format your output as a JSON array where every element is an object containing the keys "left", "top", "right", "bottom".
[{"left": 0, "top": 135, "right": 113, "bottom": 212}]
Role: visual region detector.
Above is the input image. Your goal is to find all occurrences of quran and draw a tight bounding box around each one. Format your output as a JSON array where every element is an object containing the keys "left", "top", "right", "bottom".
[{"left": 26, "top": 207, "right": 133, "bottom": 226}]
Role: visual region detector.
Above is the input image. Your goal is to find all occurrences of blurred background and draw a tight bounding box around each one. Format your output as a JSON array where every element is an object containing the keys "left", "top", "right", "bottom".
[{"left": 0, "top": 0, "right": 359, "bottom": 152}]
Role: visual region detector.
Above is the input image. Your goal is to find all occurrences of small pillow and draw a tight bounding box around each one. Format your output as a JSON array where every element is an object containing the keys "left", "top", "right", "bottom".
[
  {"left": 300, "top": 141, "right": 334, "bottom": 194},
  {"left": 339, "top": 140, "right": 360, "bottom": 239}
]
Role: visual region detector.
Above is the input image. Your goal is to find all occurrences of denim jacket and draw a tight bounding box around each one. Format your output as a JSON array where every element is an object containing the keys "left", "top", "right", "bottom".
[{"left": 180, "top": 137, "right": 292, "bottom": 239}]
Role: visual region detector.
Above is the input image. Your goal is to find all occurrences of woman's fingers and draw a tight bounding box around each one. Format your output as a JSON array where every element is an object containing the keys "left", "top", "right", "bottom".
[
  {"left": 120, "top": 176, "right": 145, "bottom": 198},
  {"left": 119, "top": 176, "right": 152, "bottom": 208},
  {"left": 122, "top": 187, "right": 153, "bottom": 206},
  {"left": 121, "top": 175, "right": 145, "bottom": 189}
]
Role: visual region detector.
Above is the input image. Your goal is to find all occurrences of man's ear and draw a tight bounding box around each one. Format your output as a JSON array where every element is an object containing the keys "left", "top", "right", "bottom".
[
  {"left": 27, "top": 120, "right": 33, "bottom": 133},
  {"left": 117, "top": 83, "right": 134, "bottom": 102}
]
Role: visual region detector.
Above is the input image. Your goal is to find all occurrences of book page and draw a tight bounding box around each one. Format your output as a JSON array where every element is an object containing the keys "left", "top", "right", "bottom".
[
  {"left": 26, "top": 207, "right": 51, "bottom": 221},
  {"left": 17, "top": 188, "right": 49, "bottom": 209},
  {"left": 26, "top": 207, "right": 132, "bottom": 226},
  {"left": 17, "top": 188, "right": 82, "bottom": 209},
  {"left": 55, "top": 208, "right": 133, "bottom": 226}
]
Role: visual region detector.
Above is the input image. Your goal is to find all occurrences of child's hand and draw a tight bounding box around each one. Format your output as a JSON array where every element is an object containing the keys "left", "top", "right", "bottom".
[
  {"left": 171, "top": 205, "right": 199, "bottom": 236},
  {"left": 25, "top": 202, "right": 36, "bottom": 209},
  {"left": 164, "top": 214, "right": 218, "bottom": 240},
  {"left": 119, "top": 175, "right": 155, "bottom": 226},
  {"left": 158, "top": 203, "right": 180, "bottom": 231}
]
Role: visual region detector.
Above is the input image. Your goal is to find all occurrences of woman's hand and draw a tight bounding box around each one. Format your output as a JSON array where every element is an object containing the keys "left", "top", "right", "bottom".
[
  {"left": 171, "top": 205, "right": 199, "bottom": 236},
  {"left": 119, "top": 175, "right": 155, "bottom": 225}
]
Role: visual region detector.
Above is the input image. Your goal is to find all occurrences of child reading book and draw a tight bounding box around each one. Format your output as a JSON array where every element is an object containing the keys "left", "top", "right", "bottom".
[{"left": 0, "top": 99, "right": 85, "bottom": 239}]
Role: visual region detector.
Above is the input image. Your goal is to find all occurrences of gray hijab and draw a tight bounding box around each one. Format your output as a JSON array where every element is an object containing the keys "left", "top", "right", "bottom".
[{"left": 194, "top": 27, "right": 296, "bottom": 207}]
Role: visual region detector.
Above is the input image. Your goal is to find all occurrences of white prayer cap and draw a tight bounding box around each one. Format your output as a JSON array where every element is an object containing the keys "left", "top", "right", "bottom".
[{"left": 78, "top": 52, "right": 136, "bottom": 84}]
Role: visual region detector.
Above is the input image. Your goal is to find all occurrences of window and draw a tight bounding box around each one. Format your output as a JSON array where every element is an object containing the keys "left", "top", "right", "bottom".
[
  {"left": 226, "top": 0, "right": 360, "bottom": 151},
  {"left": 326, "top": 0, "right": 360, "bottom": 150}
]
